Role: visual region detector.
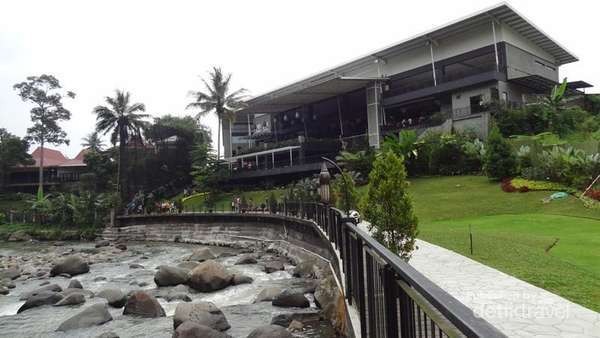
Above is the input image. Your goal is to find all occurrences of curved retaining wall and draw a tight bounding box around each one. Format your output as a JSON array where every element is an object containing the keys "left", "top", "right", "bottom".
[{"left": 104, "top": 212, "right": 342, "bottom": 280}]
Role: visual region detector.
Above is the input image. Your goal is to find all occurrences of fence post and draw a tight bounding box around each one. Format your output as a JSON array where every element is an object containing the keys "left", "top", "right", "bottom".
[{"left": 383, "top": 266, "right": 399, "bottom": 338}]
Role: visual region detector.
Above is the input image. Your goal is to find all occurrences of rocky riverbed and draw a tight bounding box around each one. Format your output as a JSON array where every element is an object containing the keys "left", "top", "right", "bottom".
[{"left": 0, "top": 240, "right": 340, "bottom": 337}]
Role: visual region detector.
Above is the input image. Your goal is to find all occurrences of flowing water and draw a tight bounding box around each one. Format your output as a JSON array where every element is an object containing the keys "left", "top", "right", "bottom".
[{"left": 0, "top": 242, "right": 335, "bottom": 338}]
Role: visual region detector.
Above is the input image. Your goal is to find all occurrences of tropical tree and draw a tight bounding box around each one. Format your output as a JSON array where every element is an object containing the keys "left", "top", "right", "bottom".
[
  {"left": 0, "top": 128, "right": 34, "bottom": 190},
  {"left": 93, "top": 90, "right": 149, "bottom": 205},
  {"left": 186, "top": 67, "right": 247, "bottom": 160},
  {"left": 81, "top": 131, "right": 105, "bottom": 152},
  {"left": 13, "top": 74, "right": 75, "bottom": 196}
]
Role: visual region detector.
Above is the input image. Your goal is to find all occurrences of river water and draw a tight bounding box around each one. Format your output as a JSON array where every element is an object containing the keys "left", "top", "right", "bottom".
[{"left": 0, "top": 242, "right": 335, "bottom": 338}]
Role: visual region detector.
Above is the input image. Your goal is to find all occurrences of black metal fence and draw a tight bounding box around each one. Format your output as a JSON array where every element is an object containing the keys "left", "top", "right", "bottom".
[{"left": 280, "top": 201, "right": 505, "bottom": 338}]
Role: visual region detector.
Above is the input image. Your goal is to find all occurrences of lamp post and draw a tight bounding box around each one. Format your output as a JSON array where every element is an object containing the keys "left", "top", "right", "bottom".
[
  {"left": 318, "top": 162, "right": 331, "bottom": 204},
  {"left": 320, "top": 156, "right": 351, "bottom": 214}
]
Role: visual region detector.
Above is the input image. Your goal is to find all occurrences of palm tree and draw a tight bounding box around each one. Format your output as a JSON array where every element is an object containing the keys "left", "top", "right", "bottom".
[
  {"left": 81, "top": 131, "right": 105, "bottom": 152},
  {"left": 93, "top": 90, "right": 149, "bottom": 205},
  {"left": 186, "top": 67, "right": 247, "bottom": 160}
]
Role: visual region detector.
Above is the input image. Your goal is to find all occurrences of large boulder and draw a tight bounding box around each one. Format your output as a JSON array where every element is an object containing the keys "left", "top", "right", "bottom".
[
  {"left": 68, "top": 279, "right": 83, "bottom": 289},
  {"left": 253, "top": 287, "right": 283, "bottom": 303},
  {"left": 173, "top": 302, "right": 230, "bottom": 331},
  {"left": 187, "top": 247, "right": 216, "bottom": 262},
  {"left": 97, "top": 288, "right": 127, "bottom": 308},
  {"left": 18, "top": 291, "right": 63, "bottom": 313},
  {"left": 61, "top": 288, "right": 94, "bottom": 298},
  {"left": 173, "top": 321, "right": 232, "bottom": 338},
  {"left": 50, "top": 256, "right": 89, "bottom": 277},
  {"left": 54, "top": 292, "right": 86, "bottom": 306},
  {"left": 0, "top": 266, "right": 21, "bottom": 280},
  {"left": 188, "top": 260, "right": 232, "bottom": 292},
  {"left": 247, "top": 325, "right": 293, "bottom": 338},
  {"left": 232, "top": 274, "right": 253, "bottom": 285},
  {"left": 292, "top": 260, "right": 317, "bottom": 278},
  {"left": 272, "top": 289, "right": 310, "bottom": 308},
  {"left": 177, "top": 261, "right": 199, "bottom": 271},
  {"left": 154, "top": 265, "right": 189, "bottom": 287},
  {"left": 314, "top": 275, "right": 347, "bottom": 335},
  {"left": 19, "top": 283, "right": 62, "bottom": 300},
  {"left": 234, "top": 254, "right": 257, "bottom": 265},
  {"left": 56, "top": 303, "right": 112, "bottom": 331},
  {"left": 7, "top": 230, "right": 31, "bottom": 242},
  {"left": 123, "top": 291, "right": 165, "bottom": 317},
  {"left": 263, "top": 261, "right": 284, "bottom": 273}
]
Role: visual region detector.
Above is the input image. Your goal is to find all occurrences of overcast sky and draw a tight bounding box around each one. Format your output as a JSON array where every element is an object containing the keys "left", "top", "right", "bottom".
[{"left": 1, "top": 0, "right": 598, "bottom": 158}]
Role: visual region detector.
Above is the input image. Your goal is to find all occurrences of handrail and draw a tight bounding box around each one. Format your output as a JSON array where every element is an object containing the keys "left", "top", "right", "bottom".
[{"left": 281, "top": 201, "right": 505, "bottom": 338}]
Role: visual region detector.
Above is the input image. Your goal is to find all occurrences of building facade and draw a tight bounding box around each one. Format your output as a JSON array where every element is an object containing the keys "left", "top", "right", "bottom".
[{"left": 222, "top": 3, "right": 587, "bottom": 183}]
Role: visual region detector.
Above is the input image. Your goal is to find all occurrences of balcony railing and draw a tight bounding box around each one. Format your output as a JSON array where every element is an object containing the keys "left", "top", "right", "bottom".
[{"left": 7, "top": 173, "right": 81, "bottom": 185}]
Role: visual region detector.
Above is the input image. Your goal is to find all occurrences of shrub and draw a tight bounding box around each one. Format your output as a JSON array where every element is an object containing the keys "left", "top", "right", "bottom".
[
  {"left": 268, "top": 192, "right": 278, "bottom": 212},
  {"left": 332, "top": 170, "right": 359, "bottom": 213},
  {"left": 0, "top": 212, "right": 5, "bottom": 224},
  {"left": 363, "top": 151, "right": 418, "bottom": 260},
  {"left": 484, "top": 126, "right": 517, "bottom": 180}
]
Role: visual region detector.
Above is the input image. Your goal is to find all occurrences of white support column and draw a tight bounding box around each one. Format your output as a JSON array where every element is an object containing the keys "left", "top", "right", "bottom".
[
  {"left": 289, "top": 148, "right": 293, "bottom": 166},
  {"left": 255, "top": 155, "right": 258, "bottom": 169},
  {"left": 247, "top": 114, "right": 252, "bottom": 148},
  {"left": 366, "top": 82, "right": 382, "bottom": 149},
  {"left": 337, "top": 96, "right": 344, "bottom": 137},
  {"left": 492, "top": 20, "right": 500, "bottom": 72},
  {"left": 429, "top": 41, "right": 437, "bottom": 86},
  {"left": 272, "top": 152, "right": 275, "bottom": 169}
]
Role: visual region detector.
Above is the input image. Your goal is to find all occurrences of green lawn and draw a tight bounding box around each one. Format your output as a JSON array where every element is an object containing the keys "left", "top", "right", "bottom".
[
  {"left": 407, "top": 176, "right": 600, "bottom": 312},
  {"left": 182, "top": 188, "right": 286, "bottom": 211},
  {"left": 178, "top": 175, "right": 600, "bottom": 311}
]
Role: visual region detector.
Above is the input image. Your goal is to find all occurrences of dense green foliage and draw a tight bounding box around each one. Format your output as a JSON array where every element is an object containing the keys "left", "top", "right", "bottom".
[
  {"left": 484, "top": 126, "right": 517, "bottom": 180},
  {"left": 331, "top": 170, "right": 359, "bottom": 213},
  {"left": 0, "top": 129, "right": 33, "bottom": 190},
  {"left": 363, "top": 151, "right": 418, "bottom": 259},
  {"left": 335, "top": 149, "right": 375, "bottom": 183}
]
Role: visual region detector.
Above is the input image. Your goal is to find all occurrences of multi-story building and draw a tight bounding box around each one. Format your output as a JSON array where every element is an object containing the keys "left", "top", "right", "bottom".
[{"left": 223, "top": 3, "right": 589, "bottom": 183}]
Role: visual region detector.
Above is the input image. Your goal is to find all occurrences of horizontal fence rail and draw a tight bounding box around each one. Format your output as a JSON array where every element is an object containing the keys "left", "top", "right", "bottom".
[{"left": 280, "top": 201, "right": 505, "bottom": 338}]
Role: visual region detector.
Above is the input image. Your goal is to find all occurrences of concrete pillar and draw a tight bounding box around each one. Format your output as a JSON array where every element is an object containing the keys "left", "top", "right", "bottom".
[{"left": 366, "top": 81, "right": 383, "bottom": 148}]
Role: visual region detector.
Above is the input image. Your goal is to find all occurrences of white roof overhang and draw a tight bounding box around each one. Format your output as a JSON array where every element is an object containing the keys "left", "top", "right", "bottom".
[{"left": 242, "top": 2, "right": 578, "bottom": 115}]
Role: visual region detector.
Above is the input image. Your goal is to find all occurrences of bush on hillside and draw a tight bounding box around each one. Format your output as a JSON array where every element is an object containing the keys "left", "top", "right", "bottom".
[{"left": 484, "top": 126, "right": 518, "bottom": 180}]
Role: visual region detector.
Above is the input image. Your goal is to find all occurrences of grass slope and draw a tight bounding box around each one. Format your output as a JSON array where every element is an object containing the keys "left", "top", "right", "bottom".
[{"left": 409, "top": 176, "right": 600, "bottom": 312}]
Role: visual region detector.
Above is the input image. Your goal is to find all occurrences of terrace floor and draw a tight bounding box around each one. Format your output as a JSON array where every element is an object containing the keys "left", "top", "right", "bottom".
[{"left": 410, "top": 239, "right": 600, "bottom": 338}]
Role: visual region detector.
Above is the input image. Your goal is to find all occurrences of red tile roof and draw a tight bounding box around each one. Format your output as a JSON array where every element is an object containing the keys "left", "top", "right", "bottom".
[{"left": 24, "top": 147, "right": 87, "bottom": 168}]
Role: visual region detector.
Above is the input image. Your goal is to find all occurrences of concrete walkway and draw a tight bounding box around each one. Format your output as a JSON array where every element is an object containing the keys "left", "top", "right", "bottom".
[{"left": 409, "top": 239, "right": 600, "bottom": 338}]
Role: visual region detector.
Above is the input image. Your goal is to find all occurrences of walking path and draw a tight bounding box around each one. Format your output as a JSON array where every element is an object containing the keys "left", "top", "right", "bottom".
[{"left": 409, "top": 239, "right": 600, "bottom": 338}]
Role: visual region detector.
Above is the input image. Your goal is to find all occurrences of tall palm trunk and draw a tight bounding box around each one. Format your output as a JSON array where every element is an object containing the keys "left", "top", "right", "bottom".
[
  {"left": 38, "top": 141, "right": 44, "bottom": 197},
  {"left": 217, "top": 118, "right": 221, "bottom": 160},
  {"left": 118, "top": 127, "right": 128, "bottom": 206}
]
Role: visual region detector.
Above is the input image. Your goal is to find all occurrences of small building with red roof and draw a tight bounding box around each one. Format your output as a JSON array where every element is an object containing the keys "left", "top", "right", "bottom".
[{"left": 6, "top": 146, "right": 88, "bottom": 193}]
